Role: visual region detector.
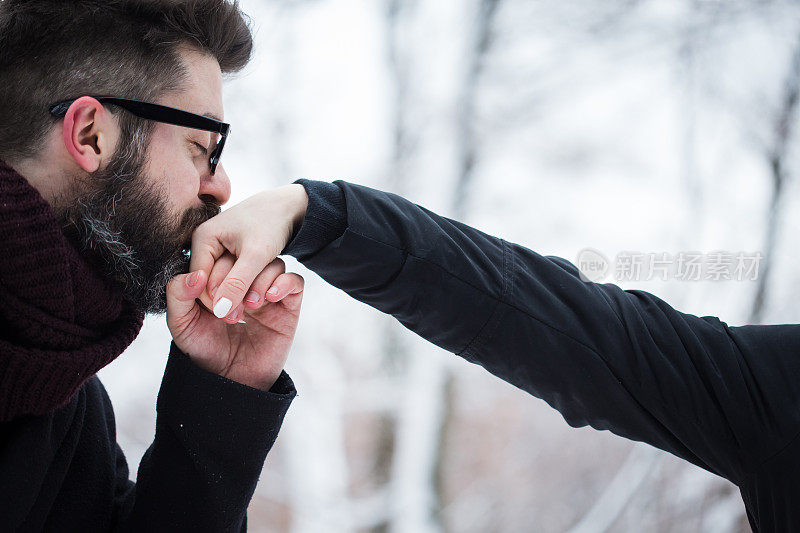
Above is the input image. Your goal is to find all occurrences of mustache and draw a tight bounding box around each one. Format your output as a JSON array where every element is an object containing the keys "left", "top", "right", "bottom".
[{"left": 178, "top": 195, "right": 221, "bottom": 249}]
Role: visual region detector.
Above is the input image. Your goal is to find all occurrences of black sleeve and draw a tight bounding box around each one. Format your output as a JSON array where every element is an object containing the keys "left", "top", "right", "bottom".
[
  {"left": 113, "top": 341, "right": 296, "bottom": 532},
  {"left": 286, "top": 179, "right": 800, "bottom": 486},
  {"left": 281, "top": 179, "right": 347, "bottom": 260}
]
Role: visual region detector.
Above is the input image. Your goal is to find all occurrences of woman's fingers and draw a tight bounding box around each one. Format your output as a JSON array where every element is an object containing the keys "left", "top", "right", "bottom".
[
  {"left": 211, "top": 246, "right": 273, "bottom": 318},
  {"left": 188, "top": 218, "right": 227, "bottom": 280},
  {"left": 265, "top": 272, "right": 305, "bottom": 313},
  {"left": 242, "top": 258, "right": 287, "bottom": 310},
  {"left": 187, "top": 185, "right": 309, "bottom": 319},
  {"left": 189, "top": 216, "right": 274, "bottom": 319},
  {"left": 202, "top": 255, "right": 291, "bottom": 321},
  {"left": 246, "top": 273, "right": 304, "bottom": 335},
  {"left": 207, "top": 253, "right": 236, "bottom": 299},
  {"left": 196, "top": 252, "right": 234, "bottom": 314},
  {"left": 227, "top": 271, "right": 302, "bottom": 326}
]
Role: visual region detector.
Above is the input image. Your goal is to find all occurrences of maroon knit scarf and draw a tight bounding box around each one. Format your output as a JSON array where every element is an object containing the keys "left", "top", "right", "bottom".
[{"left": 0, "top": 160, "right": 144, "bottom": 422}]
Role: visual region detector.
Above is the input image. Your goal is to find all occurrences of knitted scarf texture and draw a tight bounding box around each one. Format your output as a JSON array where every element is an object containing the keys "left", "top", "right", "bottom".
[{"left": 0, "top": 160, "right": 144, "bottom": 422}]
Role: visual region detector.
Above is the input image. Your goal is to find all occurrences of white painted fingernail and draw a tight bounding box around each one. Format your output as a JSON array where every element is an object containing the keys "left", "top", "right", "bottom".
[
  {"left": 213, "top": 297, "right": 232, "bottom": 318},
  {"left": 237, "top": 319, "right": 247, "bottom": 324}
]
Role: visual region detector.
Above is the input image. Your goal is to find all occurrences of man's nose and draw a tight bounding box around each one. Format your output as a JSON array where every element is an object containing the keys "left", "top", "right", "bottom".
[{"left": 199, "top": 163, "right": 232, "bottom": 206}]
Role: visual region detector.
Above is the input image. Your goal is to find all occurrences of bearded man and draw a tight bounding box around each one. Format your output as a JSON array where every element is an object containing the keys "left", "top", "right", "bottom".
[{"left": 0, "top": 1, "right": 306, "bottom": 530}]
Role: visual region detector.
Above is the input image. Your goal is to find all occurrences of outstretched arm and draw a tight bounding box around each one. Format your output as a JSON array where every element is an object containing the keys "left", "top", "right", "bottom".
[{"left": 283, "top": 179, "right": 800, "bottom": 487}]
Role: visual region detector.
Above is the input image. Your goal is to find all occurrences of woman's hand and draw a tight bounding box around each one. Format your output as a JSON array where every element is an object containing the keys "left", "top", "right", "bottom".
[
  {"left": 165, "top": 259, "right": 304, "bottom": 391},
  {"left": 164, "top": 184, "right": 308, "bottom": 390},
  {"left": 188, "top": 184, "right": 308, "bottom": 320}
]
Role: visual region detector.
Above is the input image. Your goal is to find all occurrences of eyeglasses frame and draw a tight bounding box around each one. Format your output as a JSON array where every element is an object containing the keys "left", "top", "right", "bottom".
[{"left": 48, "top": 96, "right": 230, "bottom": 175}]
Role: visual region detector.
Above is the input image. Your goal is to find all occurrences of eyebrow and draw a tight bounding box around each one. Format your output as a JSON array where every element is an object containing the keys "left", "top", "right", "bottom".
[{"left": 204, "top": 111, "right": 223, "bottom": 122}]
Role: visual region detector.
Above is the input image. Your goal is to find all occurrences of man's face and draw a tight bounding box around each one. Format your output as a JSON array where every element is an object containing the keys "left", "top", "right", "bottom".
[{"left": 57, "top": 48, "right": 232, "bottom": 314}]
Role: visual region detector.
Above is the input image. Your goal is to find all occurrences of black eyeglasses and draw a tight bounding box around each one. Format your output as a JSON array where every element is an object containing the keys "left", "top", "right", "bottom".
[{"left": 48, "top": 96, "right": 230, "bottom": 175}]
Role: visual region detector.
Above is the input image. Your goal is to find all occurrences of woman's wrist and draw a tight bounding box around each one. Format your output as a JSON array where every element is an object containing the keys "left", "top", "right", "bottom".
[{"left": 288, "top": 183, "right": 309, "bottom": 237}]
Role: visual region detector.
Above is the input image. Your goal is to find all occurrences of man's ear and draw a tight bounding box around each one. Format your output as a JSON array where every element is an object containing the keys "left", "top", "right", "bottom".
[{"left": 61, "top": 96, "right": 119, "bottom": 173}]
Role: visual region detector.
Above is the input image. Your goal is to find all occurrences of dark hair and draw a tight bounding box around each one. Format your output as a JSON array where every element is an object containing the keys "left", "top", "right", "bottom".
[{"left": 0, "top": 0, "right": 253, "bottom": 162}]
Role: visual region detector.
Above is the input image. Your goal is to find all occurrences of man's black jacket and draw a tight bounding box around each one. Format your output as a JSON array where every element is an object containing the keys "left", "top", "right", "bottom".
[
  {"left": 0, "top": 342, "right": 295, "bottom": 531},
  {"left": 285, "top": 179, "right": 800, "bottom": 533}
]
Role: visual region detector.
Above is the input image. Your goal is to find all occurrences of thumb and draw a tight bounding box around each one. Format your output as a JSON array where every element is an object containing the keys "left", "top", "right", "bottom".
[{"left": 166, "top": 270, "right": 208, "bottom": 330}]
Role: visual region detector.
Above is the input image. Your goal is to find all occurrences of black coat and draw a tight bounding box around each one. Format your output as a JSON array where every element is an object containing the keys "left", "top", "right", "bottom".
[
  {"left": 0, "top": 342, "right": 295, "bottom": 532},
  {"left": 286, "top": 179, "right": 800, "bottom": 533}
]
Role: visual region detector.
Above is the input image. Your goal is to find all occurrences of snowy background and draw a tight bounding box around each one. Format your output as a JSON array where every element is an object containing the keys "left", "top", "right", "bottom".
[{"left": 98, "top": 0, "right": 800, "bottom": 531}]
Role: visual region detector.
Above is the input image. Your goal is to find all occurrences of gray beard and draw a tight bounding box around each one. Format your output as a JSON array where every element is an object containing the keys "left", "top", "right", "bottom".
[{"left": 55, "top": 136, "right": 220, "bottom": 314}]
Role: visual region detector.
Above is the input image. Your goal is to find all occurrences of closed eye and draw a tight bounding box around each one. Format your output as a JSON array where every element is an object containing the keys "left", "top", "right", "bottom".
[{"left": 192, "top": 141, "right": 208, "bottom": 156}]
